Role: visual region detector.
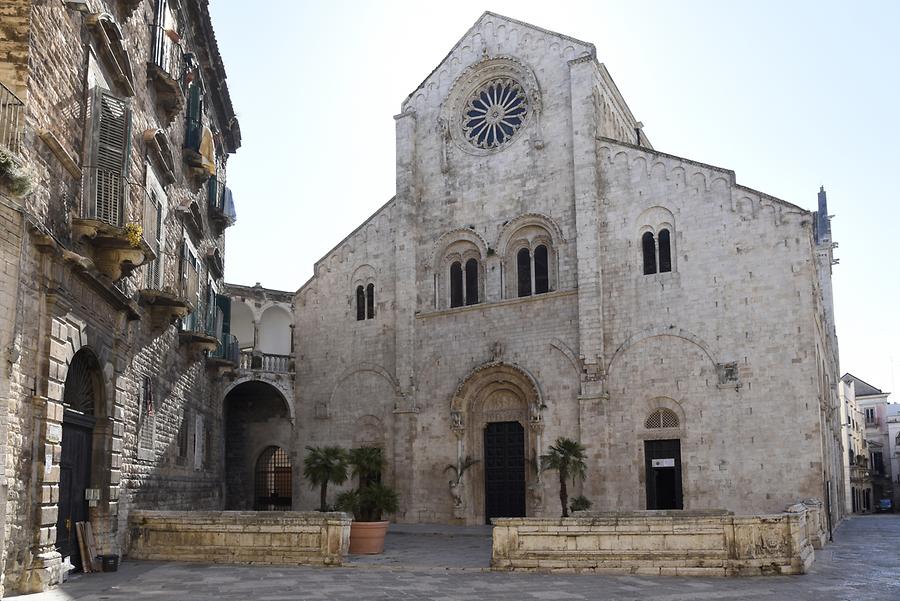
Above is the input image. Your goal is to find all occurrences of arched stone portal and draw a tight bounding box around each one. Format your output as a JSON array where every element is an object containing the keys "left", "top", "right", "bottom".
[
  {"left": 449, "top": 362, "right": 546, "bottom": 524},
  {"left": 57, "top": 348, "right": 108, "bottom": 571},
  {"left": 224, "top": 381, "right": 293, "bottom": 509}
]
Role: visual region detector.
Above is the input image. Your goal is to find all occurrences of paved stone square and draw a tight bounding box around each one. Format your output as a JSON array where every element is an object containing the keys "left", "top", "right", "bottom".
[{"left": 11, "top": 516, "right": 899, "bottom": 601}]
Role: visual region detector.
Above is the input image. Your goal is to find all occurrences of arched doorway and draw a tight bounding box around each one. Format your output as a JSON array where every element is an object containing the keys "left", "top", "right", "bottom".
[
  {"left": 254, "top": 446, "right": 292, "bottom": 510},
  {"left": 450, "top": 363, "right": 545, "bottom": 524},
  {"left": 223, "top": 380, "right": 293, "bottom": 509},
  {"left": 57, "top": 348, "right": 103, "bottom": 570}
]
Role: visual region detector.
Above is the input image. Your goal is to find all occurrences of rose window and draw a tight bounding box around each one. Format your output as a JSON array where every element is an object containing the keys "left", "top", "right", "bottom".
[{"left": 462, "top": 78, "right": 528, "bottom": 150}]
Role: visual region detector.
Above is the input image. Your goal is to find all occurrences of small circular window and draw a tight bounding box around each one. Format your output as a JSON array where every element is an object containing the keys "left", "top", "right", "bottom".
[{"left": 462, "top": 78, "right": 529, "bottom": 150}]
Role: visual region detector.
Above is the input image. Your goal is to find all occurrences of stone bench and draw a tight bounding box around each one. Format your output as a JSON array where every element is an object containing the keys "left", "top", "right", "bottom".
[
  {"left": 127, "top": 510, "right": 351, "bottom": 566},
  {"left": 492, "top": 506, "right": 818, "bottom": 576}
]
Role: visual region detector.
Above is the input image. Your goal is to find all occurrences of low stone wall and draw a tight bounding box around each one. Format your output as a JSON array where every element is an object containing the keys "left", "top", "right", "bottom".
[
  {"left": 492, "top": 508, "right": 816, "bottom": 576},
  {"left": 127, "top": 511, "right": 351, "bottom": 566}
]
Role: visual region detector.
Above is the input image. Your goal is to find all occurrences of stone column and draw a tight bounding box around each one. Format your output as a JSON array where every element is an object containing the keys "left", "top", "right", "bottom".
[
  {"left": 392, "top": 108, "right": 419, "bottom": 520},
  {"left": 568, "top": 54, "right": 605, "bottom": 378}
]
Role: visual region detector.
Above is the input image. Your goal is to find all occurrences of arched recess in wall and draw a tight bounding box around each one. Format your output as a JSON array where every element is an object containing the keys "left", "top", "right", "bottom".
[
  {"left": 231, "top": 301, "right": 255, "bottom": 349},
  {"left": 224, "top": 380, "right": 294, "bottom": 510},
  {"left": 58, "top": 346, "right": 111, "bottom": 571},
  {"left": 327, "top": 363, "right": 402, "bottom": 415},
  {"left": 431, "top": 228, "right": 488, "bottom": 310},
  {"left": 496, "top": 214, "right": 564, "bottom": 298},
  {"left": 449, "top": 361, "right": 546, "bottom": 523},
  {"left": 606, "top": 326, "right": 718, "bottom": 375},
  {"left": 257, "top": 305, "right": 292, "bottom": 355}
]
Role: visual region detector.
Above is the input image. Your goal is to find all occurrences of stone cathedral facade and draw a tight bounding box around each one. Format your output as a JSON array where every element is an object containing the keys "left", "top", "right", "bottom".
[{"left": 281, "top": 13, "right": 844, "bottom": 525}]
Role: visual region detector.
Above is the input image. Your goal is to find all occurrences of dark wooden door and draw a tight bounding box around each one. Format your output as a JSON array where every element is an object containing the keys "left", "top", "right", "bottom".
[
  {"left": 484, "top": 421, "right": 526, "bottom": 523},
  {"left": 57, "top": 413, "right": 94, "bottom": 569},
  {"left": 644, "top": 439, "right": 683, "bottom": 510}
]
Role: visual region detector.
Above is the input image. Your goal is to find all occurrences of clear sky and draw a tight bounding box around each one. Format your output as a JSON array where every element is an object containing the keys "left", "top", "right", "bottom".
[{"left": 210, "top": 1, "right": 900, "bottom": 395}]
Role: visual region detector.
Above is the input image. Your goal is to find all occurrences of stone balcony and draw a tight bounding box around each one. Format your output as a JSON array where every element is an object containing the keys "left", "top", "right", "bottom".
[{"left": 238, "top": 350, "right": 293, "bottom": 373}]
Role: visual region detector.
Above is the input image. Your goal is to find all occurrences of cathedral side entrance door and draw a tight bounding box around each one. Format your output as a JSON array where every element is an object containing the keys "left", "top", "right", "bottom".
[
  {"left": 484, "top": 421, "right": 526, "bottom": 523},
  {"left": 644, "top": 439, "right": 683, "bottom": 510},
  {"left": 57, "top": 411, "right": 94, "bottom": 570}
]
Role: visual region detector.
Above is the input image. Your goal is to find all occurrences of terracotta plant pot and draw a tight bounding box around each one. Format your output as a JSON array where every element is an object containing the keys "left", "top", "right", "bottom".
[{"left": 348, "top": 520, "right": 389, "bottom": 554}]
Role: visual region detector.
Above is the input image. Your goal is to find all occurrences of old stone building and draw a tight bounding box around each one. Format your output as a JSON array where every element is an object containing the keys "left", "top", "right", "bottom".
[
  {"left": 842, "top": 373, "right": 896, "bottom": 510},
  {"left": 276, "top": 12, "right": 845, "bottom": 527},
  {"left": 0, "top": 0, "right": 240, "bottom": 594}
]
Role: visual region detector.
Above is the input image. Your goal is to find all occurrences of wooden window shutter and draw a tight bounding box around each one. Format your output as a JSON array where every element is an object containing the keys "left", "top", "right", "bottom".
[
  {"left": 185, "top": 82, "right": 203, "bottom": 150},
  {"left": 216, "top": 294, "right": 231, "bottom": 337},
  {"left": 88, "top": 88, "right": 132, "bottom": 226}
]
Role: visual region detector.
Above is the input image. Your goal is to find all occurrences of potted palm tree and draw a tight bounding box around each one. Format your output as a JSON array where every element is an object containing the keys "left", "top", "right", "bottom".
[
  {"left": 541, "top": 437, "right": 588, "bottom": 517},
  {"left": 302, "top": 445, "right": 348, "bottom": 512},
  {"left": 337, "top": 446, "right": 399, "bottom": 554}
]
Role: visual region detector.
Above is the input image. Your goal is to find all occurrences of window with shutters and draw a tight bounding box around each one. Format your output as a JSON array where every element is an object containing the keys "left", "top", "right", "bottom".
[
  {"left": 84, "top": 88, "right": 132, "bottom": 226},
  {"left": 194, "top": 413, "right": 204, "bottom": 470},
  {"left": 177, "top": 408, "right": 189, "bottom": 463},
  {"left": 139, "top": 376, "right": 156, "bottom": 457},
  {"left": 180, "top": 238, "right": 201, "bottom": 330},
  {"left": 184, "top": 66, "right": 204, "bottom": 152},
  {"left": 143, "top": 165, "right": 166, "bottom": 290}
]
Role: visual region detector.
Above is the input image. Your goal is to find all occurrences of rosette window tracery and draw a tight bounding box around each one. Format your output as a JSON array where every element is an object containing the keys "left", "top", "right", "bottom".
[{"left": 462, "top": 78, "right": 529, "bottom": 150}]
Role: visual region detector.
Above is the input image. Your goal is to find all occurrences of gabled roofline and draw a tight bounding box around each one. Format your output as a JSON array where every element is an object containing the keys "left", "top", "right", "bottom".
[
  {"left": 295, "top": 196, "right": 397, "bottom": 296},
  {"left": 597, "top": 137, "right": 810, "bottom": 214},
  {"left": 404, "top": 11, "right": 596, "bottom": 106},
  {"left": 842, "top": 372, "right": 889, "bottom": 397}
]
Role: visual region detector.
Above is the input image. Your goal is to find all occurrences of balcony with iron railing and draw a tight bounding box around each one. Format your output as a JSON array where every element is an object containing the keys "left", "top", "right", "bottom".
[
  {"left": 71, "top": 174, "right": 156, "bottom": 281},
  {"left": 207, "top": 333, "right": 240, "bottom": 368},
  {"left": 0, "top": 82, "right": 24, "bottom": 157},
  {"left": 0, "top": 82, "right": 29, "bottom": 198},
  {"left": 147, "top": 25, "right": 185, "bottom": 123},
  {"left": 207, "top": 175, "right": 234, "bottom": 233},
  {"left": 137, "top": 192, "right": 192, "bottom": 324},
  {"left": 178, "top": 302, "right": 219, "bottom": 354}
]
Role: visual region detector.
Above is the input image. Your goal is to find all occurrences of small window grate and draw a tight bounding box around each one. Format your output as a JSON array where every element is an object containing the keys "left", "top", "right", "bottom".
[
  {"left": 255, "top": 446, "right": 292, "bottom": 511},
  {"left": 645, "top": 408, "right": 679, "bottom": 429}
]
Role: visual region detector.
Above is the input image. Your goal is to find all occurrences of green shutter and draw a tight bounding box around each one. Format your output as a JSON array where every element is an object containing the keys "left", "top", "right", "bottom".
[
  {"left": 216, "top": 294, "right": 231, "bottom": 337},
  {"left": 185, "top": 82, "right": 202, "bottom": 150}
]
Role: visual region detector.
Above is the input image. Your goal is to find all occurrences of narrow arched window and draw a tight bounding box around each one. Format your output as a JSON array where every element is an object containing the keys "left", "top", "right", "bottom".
[
  {"left": 658, "top": 229, "right": 672, "bottom": 273},
  {"left": 366, "top": 283, "right": 375, "bottom": 319},
  {"left": 642, "top": 232, "right": 656, "bottom": 275},
  {"left": 465, "top": 258, "right": 479, "bottom": 305},
  {"left": 517, "top": 248, "right": 531, "bottom": 297},
  {"left": 534, "top": 245, "right": 549, "bottom": 294},
  {"left": 450, "top": 261, "right": 463, "bottom": 308},
  {"left": 355, "top": 285, "right": 365, "bottom": 321}
]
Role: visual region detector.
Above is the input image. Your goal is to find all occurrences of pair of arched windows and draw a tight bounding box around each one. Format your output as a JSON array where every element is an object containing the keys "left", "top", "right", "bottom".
[
  {"left": 450, "top": 259, "right": 479, "bottom": 308},
  {"left": 641, "top": 229, "right": 672, "bottom": 275},
  {"left": 516, "top": 245, "right": 549, "bottom": 297},
  {"left": 355, "top": 283, "right": 375, "bottom": 320}
]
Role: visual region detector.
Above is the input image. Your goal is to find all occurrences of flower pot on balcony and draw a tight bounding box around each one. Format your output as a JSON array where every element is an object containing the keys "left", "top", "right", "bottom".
[{"left": 348, "top": 520, "right": 390, "bottom": 555}]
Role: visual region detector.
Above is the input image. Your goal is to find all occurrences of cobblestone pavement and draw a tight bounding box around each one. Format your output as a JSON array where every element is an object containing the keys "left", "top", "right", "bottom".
[{"left": 11, "top": 515, "right": 900, "bottom": 601}]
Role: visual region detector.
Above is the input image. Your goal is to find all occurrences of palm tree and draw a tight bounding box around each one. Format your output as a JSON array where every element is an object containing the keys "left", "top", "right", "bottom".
[
  {"left": 303, "top": 446, "right": 348, "bottom": 511},
  {"left": 541, "top": 437, "right": 588, "bottom": 517},
  {"left": 347, "top": 446, "right": 385, "bottom": 491}
]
